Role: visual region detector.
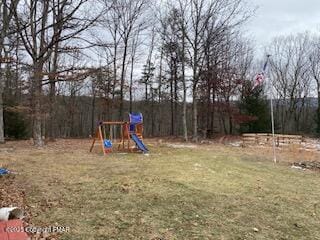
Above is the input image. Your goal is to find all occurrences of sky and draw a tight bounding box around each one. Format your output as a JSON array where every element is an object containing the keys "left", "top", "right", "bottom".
[{"left": 246, "top": 0, "right": 320, "bottom": 54}]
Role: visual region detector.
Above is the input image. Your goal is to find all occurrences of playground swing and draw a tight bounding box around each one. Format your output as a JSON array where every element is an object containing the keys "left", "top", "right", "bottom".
[
  {"left": 89, "top": 113, "right": 149, "bottom": 155},
  {"left": 101, "top": 124, "right": 114, "bottom": 154},
  {"left": 103, "top": 123, "right": 125, "bottom": 153}
]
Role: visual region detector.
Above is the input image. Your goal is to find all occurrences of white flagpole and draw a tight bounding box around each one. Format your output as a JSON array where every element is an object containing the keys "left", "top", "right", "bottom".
[
  {"left": 266, "top": 55, "right": 277, "bottom": 163},
  {"left": 270, "top": 92, "right": 277, "bottom": 163}
]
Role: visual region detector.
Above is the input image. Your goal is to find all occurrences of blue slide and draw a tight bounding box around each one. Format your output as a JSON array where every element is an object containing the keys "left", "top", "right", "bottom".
[
  {"left": 0, "top": 168, "right": 10, "bottom": 176},
  {"left": 131, "top": 134, "right": 148, "bottom": 153}
]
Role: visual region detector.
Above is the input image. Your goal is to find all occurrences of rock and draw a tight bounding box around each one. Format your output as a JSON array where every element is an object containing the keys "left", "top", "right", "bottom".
[
  {"left": 0, "top": 147, "right": 14, "bottom": 153},
  {"left": 293, "top": 161, "right": 320, "bottom": 171},
  {"left": 294, "top": 223, "right": 302, "bottom": 228},
  {"left": 291, "top": 165, "right": 304, "bottom": 170},
  {"left": 120, "top": 185, "right": 130, "bottom": 193},
  {"left": 253, "top": 227, "right": 259, "bottom": 232}
]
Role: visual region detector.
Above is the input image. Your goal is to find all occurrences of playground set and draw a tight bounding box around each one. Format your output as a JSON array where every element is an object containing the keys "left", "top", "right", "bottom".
[{"left": 89, "top": 113, "right": 149, "bottom": 155}]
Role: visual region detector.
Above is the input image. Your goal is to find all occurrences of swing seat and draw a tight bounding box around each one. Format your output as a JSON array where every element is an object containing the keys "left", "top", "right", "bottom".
[
  {"left": 104, "top": 139, "right": 112, "bottom": 153},
  {"left": 104, "top": 139, "right": 112, "bottom": 148}
]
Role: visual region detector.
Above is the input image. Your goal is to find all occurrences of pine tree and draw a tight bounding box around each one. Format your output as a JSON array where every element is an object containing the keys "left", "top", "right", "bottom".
[{"left": 240, "top": 82, "right": 270, "bottom": 133}]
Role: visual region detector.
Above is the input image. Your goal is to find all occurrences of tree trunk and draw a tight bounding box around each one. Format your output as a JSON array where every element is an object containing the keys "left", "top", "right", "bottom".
[
  {"left": 192, "top": 37, "right": 199, "bottom": 141},
  {"left": 229, "top": 115, "right": 233, "bottom": 134},
  {"left": 181, "top": 20, "right": 188, "bottom": 141},
  {"left": 206, "top": 82, "right": 211, "bottom": 137},
  {"left": 91, "top": 94, "right": 96, "bottom": 136},
  {"left": 33, "top": 84, "right": 43, "bottom": 146},
  {"left": 47, "top": 4, "right": 60, "bottom": 140},
  {"left": 0, "top": 0, "right": 9, "bottom": 144},
  {"left": 192, "top": 45, "right": 199, "bottom": 141},
  {"left": 317, "top": 83, "right": 320, "bottom": 136},
  {"left": 119, "top": 38, "right": 128, "bottom": 120},
  {"left": 151, "top": 88, "right": 154, "bottom": 136},
  {"left": 192, "top": 89, "right": 198, "bottom": 142},
  {"left": 211, "top": 79, "right": 216, "bottom": 136},
  {"left": 227, "top": 98, "right": 233, "bottom": 134},
  {"left": 129, "top": 34, "right": 138, "bottom": 114},
  {"left": 158, "top": 51, "right": 163, "bottom": 136},
  {"left": 145, "top": 81, "right": 148, "bottom": 101},
  {"left": 174, "top": 63, "right": 178, "bottom": 137},
  {"left": 32, "top": 63, "right": 44, "bottom": 147},
  {"left": 0, "top": 85, "right": 4, "bottom": 144},
  {"left": 170, "top": 72, "right": 174, "bottom": 136},
  {"left": 104, "top": 68, "right": 111, "bottom": 121},
  {"left": 129, "top": 54, "right": 134, "bottom": 113},
  {"left": 112, "top": 30, "right": 117, "bottom": 121},
  {"left": 48, "top": 80, "right": 56, "bottom": 140},
  {"left": 181, "top": 51, "right": 188, "bottom": 141}
]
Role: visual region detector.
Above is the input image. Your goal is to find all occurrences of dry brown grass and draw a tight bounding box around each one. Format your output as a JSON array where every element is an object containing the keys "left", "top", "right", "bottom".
[
  {"left": 0, "top": 139, "right": 320, "bottom": 240},
  {"left": 239, "top": 143, "right": 320, "bottom": 164}
]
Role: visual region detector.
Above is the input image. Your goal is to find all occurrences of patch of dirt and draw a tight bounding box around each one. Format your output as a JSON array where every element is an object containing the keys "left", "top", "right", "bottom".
[
  {"left": 166, "top": 143, "right": 197, "bottom": 149},
  {"left": 293, "top": 161, "right": 320, "bottom": 171},
  {"left": 215, "top": 134, "right": 242, "bottom": 144},
  {"left": 0, "top": 146, "right": 15, "bottom": 153}
]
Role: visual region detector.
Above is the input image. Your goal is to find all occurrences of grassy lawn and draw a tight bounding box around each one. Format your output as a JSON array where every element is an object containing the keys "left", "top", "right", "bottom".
[{"left": 1, "top": 140, "right": 320, "bottom": 240}]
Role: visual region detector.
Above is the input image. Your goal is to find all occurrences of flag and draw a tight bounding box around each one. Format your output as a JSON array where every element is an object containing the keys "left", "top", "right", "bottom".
[
  {"left": 252, "top": 72, "right": 265, "bottom": 89},
  {"left": 252, "top": 56, "right": 270, "bottom": 90}
]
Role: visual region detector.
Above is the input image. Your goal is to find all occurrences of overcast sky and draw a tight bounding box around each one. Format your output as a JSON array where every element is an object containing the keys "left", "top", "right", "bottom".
[{"left": 246, "top": 0, "right": 320, "bottom": 54}]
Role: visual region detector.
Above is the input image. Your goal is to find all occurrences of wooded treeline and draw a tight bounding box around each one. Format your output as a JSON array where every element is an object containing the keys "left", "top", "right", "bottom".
[{"left": 1, "top": 0, "right": 320, "bottom": 146}]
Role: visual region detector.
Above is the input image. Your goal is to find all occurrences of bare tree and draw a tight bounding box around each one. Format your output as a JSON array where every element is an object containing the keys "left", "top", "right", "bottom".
[
  {"left": 176, "top": 0, "right": 249, "bottom": 141},
  {"left": 13, "top": 0, "right": 99, "bottom": 146},
  {"left": 97, "top": 0, "right": 121, "bottom": 120},
  {"left": 160, "top": 13, "right": 178, "bottom": 135},
  {"left": 158, "top": 3, "right": 188, "bottom": 140},
  {"left": 269, "top": 33, "right": 312, "bottom": 133},
  {"left": 1, "top": 0, "right": 291, "bottom": 141},
  {"left": 98, "top": 0, "right": 149, "bottom": 120},
  {"left": 180, "top": 13, "right": 188, "bottom": 141},
  {"left": 128, "top": 28, "right": 141, "bottom": 113},
  {"left": 309, "top": 36, "right": 320, "bottom": 135}
]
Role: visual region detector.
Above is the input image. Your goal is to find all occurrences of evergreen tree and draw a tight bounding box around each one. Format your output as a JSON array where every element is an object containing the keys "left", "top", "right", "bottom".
[
  {"left": 4, "top": 102, "right": 28, "bottom": 140},
  {"left": 240, "top": 82, "right": 270, "bottom": 133}
]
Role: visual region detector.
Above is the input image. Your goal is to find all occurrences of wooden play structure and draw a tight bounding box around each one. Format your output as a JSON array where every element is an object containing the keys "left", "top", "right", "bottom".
[{"left": 89, "top": 113, "right": 148, "bottom": 155}]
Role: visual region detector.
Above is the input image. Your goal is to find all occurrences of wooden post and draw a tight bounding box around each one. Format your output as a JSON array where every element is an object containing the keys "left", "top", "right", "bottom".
[
  {"left": 98, "top": 125, "right": 106, "bottom": 155},
  {"left": 89, "top": 129, "right": 98, "bottom": 152},
  {"left": 122, "top": 124, "right": 125, "bottom": 150},
  {"left": 126, "top": 123, "right": 130, "bottom": 152}
]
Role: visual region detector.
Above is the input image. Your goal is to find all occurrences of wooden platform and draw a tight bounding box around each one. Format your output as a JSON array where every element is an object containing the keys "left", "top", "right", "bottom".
[{"left": 242, "top": 133, "right": 303, "bottom": 147}]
